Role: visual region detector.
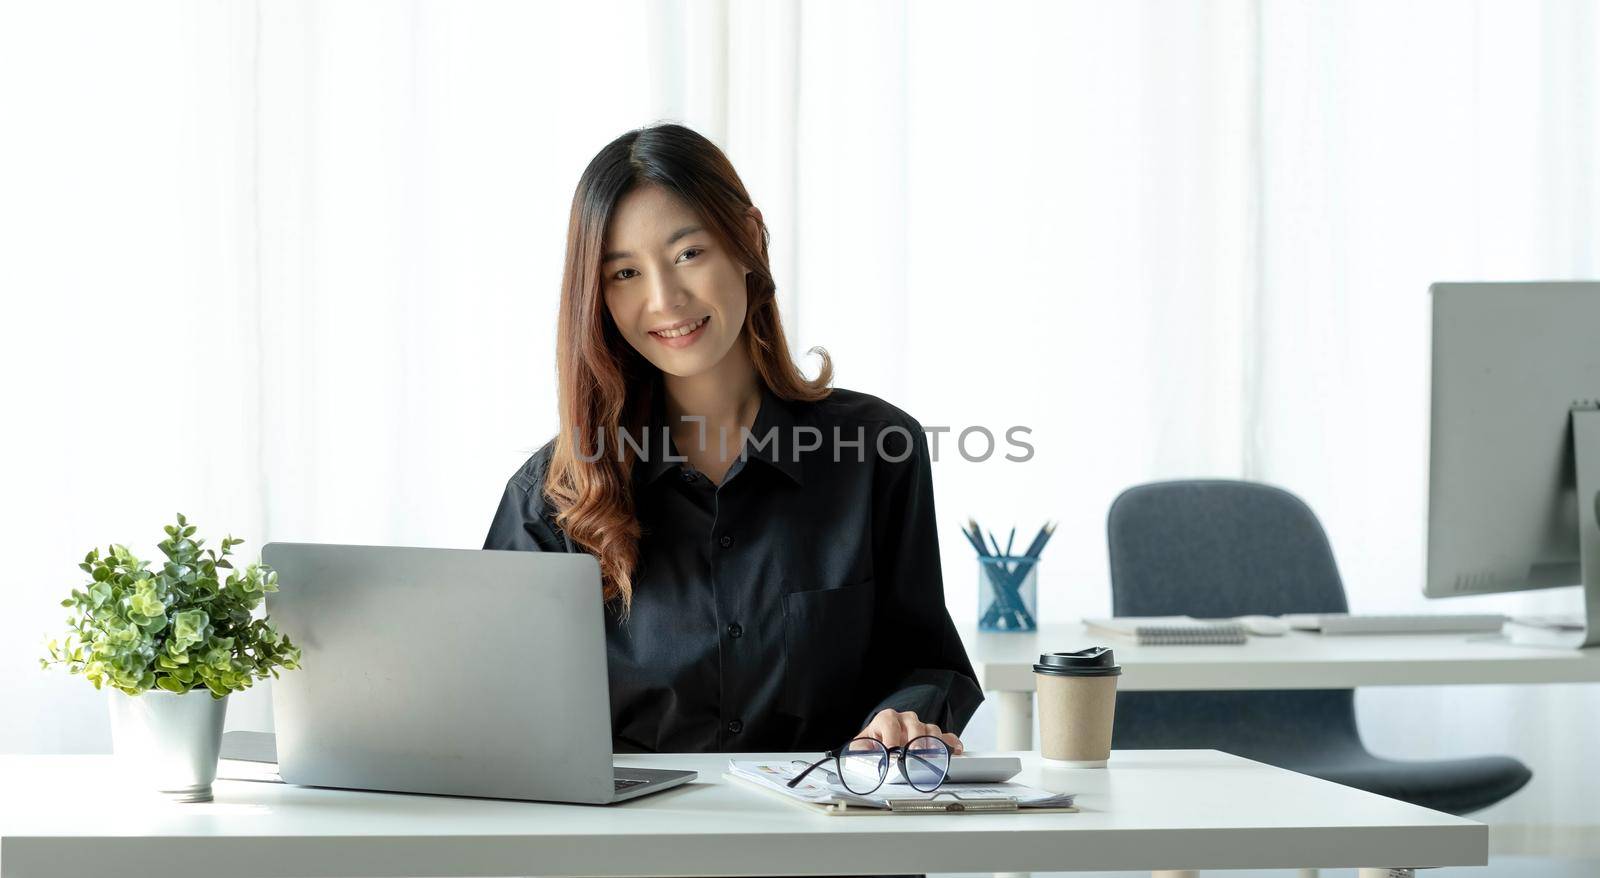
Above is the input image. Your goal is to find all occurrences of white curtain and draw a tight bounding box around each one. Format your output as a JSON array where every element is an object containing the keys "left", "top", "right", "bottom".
[{"left": 5, "top": 0, "right": 1598, "bottom": 850}]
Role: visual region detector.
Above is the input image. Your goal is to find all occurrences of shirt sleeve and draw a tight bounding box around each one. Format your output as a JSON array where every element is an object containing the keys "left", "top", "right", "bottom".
[
  {"left": 483, "top": 468, "right": 569, "bottom": 553},
  {"left": 859, "top": 418, "right": 984, "bottom": 734}
]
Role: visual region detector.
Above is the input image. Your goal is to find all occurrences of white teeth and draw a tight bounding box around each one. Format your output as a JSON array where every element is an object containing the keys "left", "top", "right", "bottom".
[{"left": 653, "top": 317, "right": 707, "bottom": 339}]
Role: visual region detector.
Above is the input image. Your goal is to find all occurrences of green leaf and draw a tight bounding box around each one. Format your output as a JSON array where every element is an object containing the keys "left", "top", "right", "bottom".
[
  {"left": 156, "top": 676, "right": 186, "bottom": 693},
  {"left": 172, "top": 608, "right": 210, "bottom": 649}
]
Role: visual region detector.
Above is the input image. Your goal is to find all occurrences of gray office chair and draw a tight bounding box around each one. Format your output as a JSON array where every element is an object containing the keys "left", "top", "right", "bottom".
[{"left": 1106, "top": 479, "right": 1532, "bottom": 815}]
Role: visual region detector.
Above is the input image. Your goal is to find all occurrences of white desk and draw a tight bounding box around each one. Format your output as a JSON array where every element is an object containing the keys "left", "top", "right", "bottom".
[
  {"left": 968, "top": 623, "right": 1600, "bottom": 750},
  {"left": 0, "top": 750, "right": 1481, "bottom": 877}
]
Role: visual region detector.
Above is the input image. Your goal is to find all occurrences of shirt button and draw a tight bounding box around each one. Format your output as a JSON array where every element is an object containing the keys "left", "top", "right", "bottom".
[
  {"left": 680, "top": 470, "right": 696, "bottom": 482},
  {"left": 719, "top": 535, "right": 733, "bottom": 548},
  {"left": 727, "top": 719, "right": 743, "bottom": 734},
  {"left": 727, "top": 623, "right": 743, "bottom": 639}
]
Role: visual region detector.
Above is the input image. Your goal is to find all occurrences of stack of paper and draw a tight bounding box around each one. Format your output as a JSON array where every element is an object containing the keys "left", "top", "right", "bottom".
[{"left": 725, "top": 760, "right": 1077, "bottom": 814}]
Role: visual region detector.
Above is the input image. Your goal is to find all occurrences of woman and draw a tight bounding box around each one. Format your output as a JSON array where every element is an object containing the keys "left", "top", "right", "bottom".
[{"left": 484, "top": 122, "right": 980, "bottom": 759}]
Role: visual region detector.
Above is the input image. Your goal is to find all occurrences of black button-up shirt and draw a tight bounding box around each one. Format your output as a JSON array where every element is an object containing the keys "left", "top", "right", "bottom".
[{"left": 483, "top": 384, "right": 982, "bottom": 754}]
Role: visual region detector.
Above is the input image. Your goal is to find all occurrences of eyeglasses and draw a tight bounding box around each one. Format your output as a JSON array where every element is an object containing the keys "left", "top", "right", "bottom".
[{"left": 787, "top": 736, "right": 952, "bottom": 795}]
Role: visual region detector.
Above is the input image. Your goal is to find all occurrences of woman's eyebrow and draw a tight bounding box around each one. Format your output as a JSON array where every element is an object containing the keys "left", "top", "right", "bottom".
[{"left": 602, "top": 225, "right": 704, "bottom": 264}]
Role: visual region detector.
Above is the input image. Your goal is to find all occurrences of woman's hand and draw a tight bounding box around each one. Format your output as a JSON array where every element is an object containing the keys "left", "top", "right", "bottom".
[{"left": 857, "top": 708, "right": 964, "bottom": 755}]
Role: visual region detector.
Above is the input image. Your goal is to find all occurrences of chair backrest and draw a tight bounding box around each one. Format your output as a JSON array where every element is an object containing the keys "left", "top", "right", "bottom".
[
  {"left": 1107, "top": 479, "right": 1349, "bottom": 618},
  {"left": 1105, "top": 480, "right": 1361, "bottom": 757}
]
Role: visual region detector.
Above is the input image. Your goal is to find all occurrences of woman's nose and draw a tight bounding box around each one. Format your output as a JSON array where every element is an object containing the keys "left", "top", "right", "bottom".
[{"left": 646, "top": 274, "right": 688, "bottom": 312}]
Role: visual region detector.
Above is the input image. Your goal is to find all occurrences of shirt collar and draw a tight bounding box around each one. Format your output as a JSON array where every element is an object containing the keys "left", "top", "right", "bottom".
[
  {"left": 741, "top": 384, "right": 806, "bottom": 485},
  {"left": 634, "top": 382, "right": 806, "bottom": 487}
]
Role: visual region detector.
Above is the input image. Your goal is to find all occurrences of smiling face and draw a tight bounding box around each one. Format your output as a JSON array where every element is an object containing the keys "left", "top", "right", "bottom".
[{"left": 600, "top": 184, "right": 752, "bottom": 379}]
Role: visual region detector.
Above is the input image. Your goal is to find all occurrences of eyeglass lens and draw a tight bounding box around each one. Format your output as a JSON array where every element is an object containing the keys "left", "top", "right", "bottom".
[
  {"left": 838, "top": 738, "right": 890, "bottom": 794},
  {"left": 899, "top": 735, "right": 951, "bottom": 792}
]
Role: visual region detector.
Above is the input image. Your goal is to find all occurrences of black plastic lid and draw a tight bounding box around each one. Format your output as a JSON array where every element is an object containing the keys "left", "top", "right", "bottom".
[{"left": 1033, "top": 647, "right": 1121, "bottom": 677}]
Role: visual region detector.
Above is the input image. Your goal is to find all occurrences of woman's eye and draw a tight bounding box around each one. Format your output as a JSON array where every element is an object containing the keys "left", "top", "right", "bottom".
[{"left": 611, "top": 250, "right": 697, "bottom": 282}]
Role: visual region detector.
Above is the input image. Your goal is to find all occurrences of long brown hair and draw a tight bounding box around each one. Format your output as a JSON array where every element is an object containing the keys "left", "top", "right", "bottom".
[{"left": 546, "top": 122, "right": 832, "bottom": 612}]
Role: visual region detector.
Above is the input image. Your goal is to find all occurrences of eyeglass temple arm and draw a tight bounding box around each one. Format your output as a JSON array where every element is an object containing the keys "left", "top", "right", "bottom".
[{"left": 786, "top": 752, "right": 837, "bottom": 788}]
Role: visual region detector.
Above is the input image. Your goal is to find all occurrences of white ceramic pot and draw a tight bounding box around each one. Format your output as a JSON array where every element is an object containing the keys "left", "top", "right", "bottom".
[{"left": 107, "top": 689, "right": 229, "bottom": 802}]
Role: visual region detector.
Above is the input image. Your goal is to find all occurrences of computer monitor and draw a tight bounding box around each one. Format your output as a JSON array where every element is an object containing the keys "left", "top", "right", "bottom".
[{"left": 1427, "top": 281, "right": 1600, "bottom": 647}]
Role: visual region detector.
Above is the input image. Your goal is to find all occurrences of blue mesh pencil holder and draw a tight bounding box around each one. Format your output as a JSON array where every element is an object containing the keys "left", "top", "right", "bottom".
[{"left": 977, "top": 555, "right": 1038, "bottom": 632}]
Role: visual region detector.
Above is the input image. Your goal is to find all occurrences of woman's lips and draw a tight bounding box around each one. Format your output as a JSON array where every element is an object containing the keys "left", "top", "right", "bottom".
[{"left": 649, "top": 316, "right": 710, "bottom": 349}]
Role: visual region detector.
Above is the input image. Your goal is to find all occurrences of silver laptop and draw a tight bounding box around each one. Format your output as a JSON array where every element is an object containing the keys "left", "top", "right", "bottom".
[{"left": 254, "top": 542, "right": 696, "bottom": 804}]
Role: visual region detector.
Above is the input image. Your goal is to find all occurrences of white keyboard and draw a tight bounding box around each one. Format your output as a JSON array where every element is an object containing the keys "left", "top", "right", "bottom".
[{"left": 1282, "top": 613, "right": 1507, "bottom": 635}]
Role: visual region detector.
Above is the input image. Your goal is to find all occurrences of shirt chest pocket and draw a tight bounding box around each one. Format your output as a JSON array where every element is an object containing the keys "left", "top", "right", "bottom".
[{"left": 779, "top": 579, "right": 875, "bottom": 719}]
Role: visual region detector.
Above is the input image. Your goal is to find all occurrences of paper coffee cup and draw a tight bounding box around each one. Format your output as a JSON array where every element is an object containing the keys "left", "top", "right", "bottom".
[{"left": 1034, "top": 647, "right": 1121, "bottom": 768}]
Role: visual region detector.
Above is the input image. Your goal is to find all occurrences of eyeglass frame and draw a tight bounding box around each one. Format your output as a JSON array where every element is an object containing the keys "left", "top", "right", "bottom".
[{"left": 786, "top": 735, "right": 952, "bottom": 795}]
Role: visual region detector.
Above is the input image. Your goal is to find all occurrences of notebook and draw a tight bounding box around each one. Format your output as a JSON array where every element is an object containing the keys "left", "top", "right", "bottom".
[{"left": 1083, "top": 616, "right": 1248, "bottom": 645}]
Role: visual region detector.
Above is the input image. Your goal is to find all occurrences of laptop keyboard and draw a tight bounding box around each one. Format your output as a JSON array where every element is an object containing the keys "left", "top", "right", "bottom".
[{"left": 614, "top": 777, "right": 647, "bottom": 792}]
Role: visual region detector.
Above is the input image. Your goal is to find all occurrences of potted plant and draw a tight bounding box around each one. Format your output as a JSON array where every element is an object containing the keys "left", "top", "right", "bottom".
[{"left": 42, "top": 513, "right": 301, "bottom": 802}]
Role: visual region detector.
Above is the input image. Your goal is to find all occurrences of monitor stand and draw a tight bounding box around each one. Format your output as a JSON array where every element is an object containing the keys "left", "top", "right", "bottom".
[{"left": 1510, "top": 407, "right": 1600, "bottom": 649}]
